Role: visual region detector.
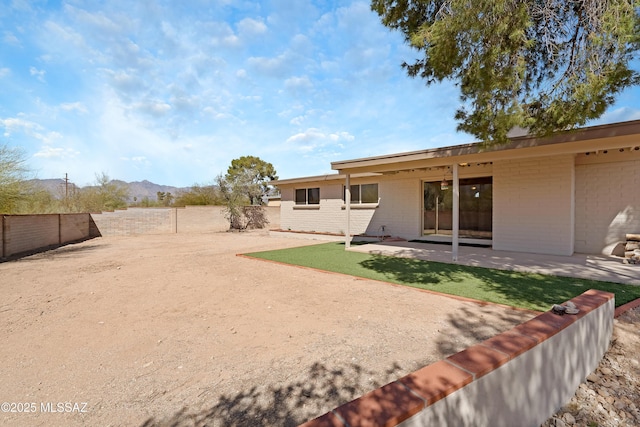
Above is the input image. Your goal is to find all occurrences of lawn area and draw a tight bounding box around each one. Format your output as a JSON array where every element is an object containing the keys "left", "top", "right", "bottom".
[{"left": 245, "top": 242, "right": 640, "bottom": 312}]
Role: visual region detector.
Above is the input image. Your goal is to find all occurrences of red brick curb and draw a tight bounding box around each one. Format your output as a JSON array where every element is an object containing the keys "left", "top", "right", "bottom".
[{"left": 614, "top": 297, "right": 640, "bottom": 318}]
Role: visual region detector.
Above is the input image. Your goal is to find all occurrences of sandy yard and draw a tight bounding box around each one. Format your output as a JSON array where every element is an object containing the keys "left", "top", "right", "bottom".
[{"left": 0, "top": 231, "right": 536, "bottom": 427}]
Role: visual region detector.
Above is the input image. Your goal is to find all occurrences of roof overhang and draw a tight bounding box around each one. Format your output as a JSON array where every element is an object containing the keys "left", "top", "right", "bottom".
[
  {"left": 331, "top": 120, "right": 640, "bottom": 175},
  {"left": 272, "top": 172, "right": 380, "bottom": 186}
]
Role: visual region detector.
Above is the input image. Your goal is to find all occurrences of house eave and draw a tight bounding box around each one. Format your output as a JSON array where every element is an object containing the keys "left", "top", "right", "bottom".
[{"left": 331, "top": 120, "right": 640, "bottom": 174}]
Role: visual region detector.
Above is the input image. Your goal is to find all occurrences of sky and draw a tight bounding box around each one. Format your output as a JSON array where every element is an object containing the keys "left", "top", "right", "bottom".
[{"left": 2, "top": 0, "right": 640, "bottom": 188}]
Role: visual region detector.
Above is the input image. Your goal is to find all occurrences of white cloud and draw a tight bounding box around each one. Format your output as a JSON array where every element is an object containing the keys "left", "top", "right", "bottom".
[
  {"left": 42, "top": 21, "right": 89, "bottom": 53},
  {"left": 34, "top": 146, "right": 79, "bottom": 159},
  {"left": 290, "top": 115, "right": 305, "bottom": 126},
  {"left": 3, "top": 31, "right": 20, "bottom": 46},
  {"left": 248, "top": 54, "right": 290, "bottom": 77},
  {"left": 29, "top": 66, "right": 46, "bottom": 82},
  {"left": 134, "top": 101, "right": 171, "bottom": 117},
  {"left": 237, "top": 18, "right": 267, "bottom": 37},
  {"left": 0, "top": 67, "right": 10, "bottom": 78},
  {"left": 60, "top": 102, "right": 89, "bottom": 114},
  {"left": 285, "top": 128, "right": 354, "bottom": 153},
  {"left": 595, "top": 107, "right": 640, "bottom": 124},
  {"left": 0, "top": 116, "right": 63, "bottom": 145},
  {"left": 284, "top": 75, "right": 313, "bottom": 95},
  {"left": 1, "top": 117, "right": 42, "bottom": 135},
  {"left": 105, "top": 69, "right": 146, "bottom": 94},
  {"left": 64, "top": 4, "right": 123, "bottom": 37}
]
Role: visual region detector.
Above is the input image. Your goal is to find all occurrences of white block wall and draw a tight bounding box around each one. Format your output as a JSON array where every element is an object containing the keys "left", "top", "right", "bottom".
[
  {"left": 493, "top": 155, "right": 575, "bottom": 255},
  {"left": 575, "top": 154, "right": 640, "bottom": 254},
  {"left": 279, "top": 183, "right": 376, "bottom": 235},
  {"left": 279, "top": 176, "right": 422, "bottom": 239},
  {"left": 372, "top": 178, "right": 421, "bottom": 239}
]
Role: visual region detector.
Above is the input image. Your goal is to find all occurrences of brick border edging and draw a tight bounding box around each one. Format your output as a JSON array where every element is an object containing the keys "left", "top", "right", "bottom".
[
  {"left": 614, "top": 297, "right": 640, "bottom": 317},
  {"left": 298, "top": 289, "right": 615, "bottom": 427}
]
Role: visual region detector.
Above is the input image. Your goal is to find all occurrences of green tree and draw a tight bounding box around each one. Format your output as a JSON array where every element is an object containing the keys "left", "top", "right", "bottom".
[
  {"left": 217, "top": 156, "right": 277, "bottom": 230},
  {"left": 372, "top": 0, "right": 640, "bottom": 144},
  {"left": 173, "top": 184, "right": 222, "bottom": 207},
  {"left": 225, "top": 155, "right": 278, "bottom": 205},
  {"left": 78, "top": 173, "right": 129, "bottom": 212},
  {"left": 0, "top": 144, "right": 33, "bottom": 213}
]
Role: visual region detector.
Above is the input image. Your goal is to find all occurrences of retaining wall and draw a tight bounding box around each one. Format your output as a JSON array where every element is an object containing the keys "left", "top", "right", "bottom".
[{"left": 301, "top": 289, "right": 614, "bottom": 427}]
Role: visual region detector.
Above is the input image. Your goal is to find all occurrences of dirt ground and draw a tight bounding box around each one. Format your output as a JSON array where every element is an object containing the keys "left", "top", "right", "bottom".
[{"left": 0, "top": 231, "right": 538, "bottom": 426}]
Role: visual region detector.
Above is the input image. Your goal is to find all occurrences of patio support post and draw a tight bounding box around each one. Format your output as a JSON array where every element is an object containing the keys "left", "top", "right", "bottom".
[
  {"left": 452, "top": 163, "right": 459, "bottom": 262},
  {"left": 345, "top": 173, "right": 351, "bottom": 249}
]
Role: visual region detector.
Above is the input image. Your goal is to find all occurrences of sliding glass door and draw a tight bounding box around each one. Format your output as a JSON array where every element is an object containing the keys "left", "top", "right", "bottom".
[{"left": 423, "top": 177, "right": 492, "bottom": 239}]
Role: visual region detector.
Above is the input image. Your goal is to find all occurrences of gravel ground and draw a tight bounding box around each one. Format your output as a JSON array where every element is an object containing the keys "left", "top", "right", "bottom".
[{"left": 543, "top": 306, "right": 640, "bottom": 427}]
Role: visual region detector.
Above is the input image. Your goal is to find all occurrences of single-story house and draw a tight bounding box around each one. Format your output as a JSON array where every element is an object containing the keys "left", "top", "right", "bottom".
[{"left": 274, "top": 120, "right": 640, "bottom": 257}]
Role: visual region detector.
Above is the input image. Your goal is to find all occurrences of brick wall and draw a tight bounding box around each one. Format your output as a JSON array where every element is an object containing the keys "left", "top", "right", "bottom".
[
  {"left": 493, "top": 155, "right": 575, "bottom": 255},
  {"left": 575, "top": 150, "right": 640, "bottom": 254}
]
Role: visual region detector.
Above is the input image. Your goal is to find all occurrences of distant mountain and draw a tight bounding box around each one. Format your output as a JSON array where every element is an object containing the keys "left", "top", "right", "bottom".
[
  {"left": 31, "top": 179, "right": 190, "bottom": 203},
  {"left": 111, "top": 180, "right": 188, "bottom": 203}
]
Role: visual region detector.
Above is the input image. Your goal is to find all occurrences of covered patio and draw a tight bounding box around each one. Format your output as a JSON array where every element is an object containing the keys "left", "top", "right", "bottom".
[{"left": 347, "top": 239, "right": 640, "bottom": 286}]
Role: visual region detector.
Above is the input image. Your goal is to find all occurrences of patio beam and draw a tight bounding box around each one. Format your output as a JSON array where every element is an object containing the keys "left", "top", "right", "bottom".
[
  {"left": 345, "top": 173, "right": 351, "bottom": 249},
  {"left": 452, "top": 163, "right": 459, "bottom": 262}
]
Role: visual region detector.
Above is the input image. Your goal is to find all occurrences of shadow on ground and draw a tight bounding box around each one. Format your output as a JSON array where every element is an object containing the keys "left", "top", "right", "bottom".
[
  {"left": 0, "top": 238, "right": 104, "bottom": 263},
  {"left": 139, "top": 302, "right": 535, "bottom": 427},
  {"left": 359, "top": 253, "right": 580, "bottom": 311},
  {"left": 140, "top": 361, "right": 404, "bottom": 427},
  {"left": 434, "top": 304, "right": 535, "bottom": 356}
]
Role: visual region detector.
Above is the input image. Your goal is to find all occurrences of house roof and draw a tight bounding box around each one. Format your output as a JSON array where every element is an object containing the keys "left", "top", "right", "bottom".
[
  {"left": 273, "top": 120, "right": 640, "bottom": 185},
  {"left": 332, "top": 120, "right": 640, "bottom": 175},
  {"left": 272, "top": 172, "right": 380, "bottom": 186}
]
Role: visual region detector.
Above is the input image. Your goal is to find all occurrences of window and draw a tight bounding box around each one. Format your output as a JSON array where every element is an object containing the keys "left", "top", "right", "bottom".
[
  {"left": 343, "top": 183, "right": 378, "bottom": 204},
  {"left": 295, "top": 187, "right": 320, "bottom": 205}
]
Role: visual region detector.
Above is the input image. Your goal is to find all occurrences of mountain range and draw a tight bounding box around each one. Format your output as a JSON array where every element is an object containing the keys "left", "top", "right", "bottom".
[{"left": 32, "top": 179, "right": 189, "bottom": 203}]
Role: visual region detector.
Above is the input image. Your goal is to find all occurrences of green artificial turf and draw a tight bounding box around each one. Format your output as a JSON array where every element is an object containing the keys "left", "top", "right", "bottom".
[{"left": 245, "top": 242, "right": 640, "bottom": 312}]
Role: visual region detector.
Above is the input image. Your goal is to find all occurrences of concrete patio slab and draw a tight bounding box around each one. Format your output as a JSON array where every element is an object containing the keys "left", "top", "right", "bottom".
[{"left": 347, "top": 241, "right": 640, "bottom": 286}]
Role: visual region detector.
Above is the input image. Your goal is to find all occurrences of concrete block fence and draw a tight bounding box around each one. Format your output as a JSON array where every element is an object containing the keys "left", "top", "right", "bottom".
[
  {"left": 1, "top": 213, "right": 94, "bottom": 259},
  {"left": 300, "top": 289, "right": 614, "bottom": 427},
  {"left": 1, "top": 206, "right": 280, "bottom": 259}
]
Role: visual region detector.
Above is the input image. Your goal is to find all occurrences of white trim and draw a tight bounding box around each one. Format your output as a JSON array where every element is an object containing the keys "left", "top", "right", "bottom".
[
  {"left": 452, "top": 163, "right": 459, "bottom": 262},
  {"left": 345, "top": 173, "right": 351, "bottom": 249}
]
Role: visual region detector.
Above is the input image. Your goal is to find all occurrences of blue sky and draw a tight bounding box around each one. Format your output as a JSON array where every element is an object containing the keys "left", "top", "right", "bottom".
[{"left": 2, "top": 0, "right": 640, "bottom": 187}]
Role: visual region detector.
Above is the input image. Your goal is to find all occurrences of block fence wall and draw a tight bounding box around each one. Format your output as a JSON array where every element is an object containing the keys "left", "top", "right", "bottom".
[
  {"left": 300, "top": 289, "right": 614, "bottom": 427},
  {"left": 89, "top": 205, "right": 280, "bottom": 236},
  {"left": 1, "top": 206, "right": 280, "bottom": 259},
  {"left": 1, "top": 213, "right": 94, "bottom": 259}
]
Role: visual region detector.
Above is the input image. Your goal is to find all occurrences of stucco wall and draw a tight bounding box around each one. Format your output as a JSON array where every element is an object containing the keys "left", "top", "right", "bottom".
[
  {"left": 575, "top": 149, "right": 640, "bottom": 254},
  {"left": 493, "top": 154, "right": 575, "bottom": 255}
]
